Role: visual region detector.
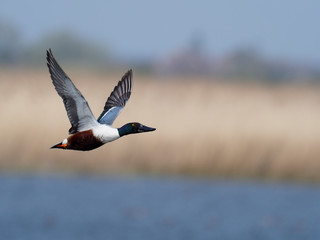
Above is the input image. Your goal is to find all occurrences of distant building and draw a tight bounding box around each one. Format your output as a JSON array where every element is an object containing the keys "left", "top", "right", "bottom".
[
  {"left": 154, "top": 35, "right": 214, "bottom": 76},
  {"left": 154, "top": 48, "right": 213, "bottom": 76}
]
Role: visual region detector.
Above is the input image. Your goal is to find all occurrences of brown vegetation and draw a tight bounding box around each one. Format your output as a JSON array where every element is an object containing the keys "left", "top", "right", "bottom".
[{"left": 1, "top": 69, "right": 320, "bottom": 181}]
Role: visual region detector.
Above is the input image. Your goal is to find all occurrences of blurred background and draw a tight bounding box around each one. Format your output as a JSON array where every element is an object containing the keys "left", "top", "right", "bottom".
[{"left": 1, "top": 0, "right": 320, "bottom": 239}]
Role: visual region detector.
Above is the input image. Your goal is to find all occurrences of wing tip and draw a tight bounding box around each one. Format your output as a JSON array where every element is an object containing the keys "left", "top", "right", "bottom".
[
  {"left": 46, "top": 48, "right": 54, "bottom": 66},
  {"left": 46, "top": 48, "right": 52, "bottom": 58},
  {"left": 121, "top": 68, "right": 132, "bottom": 90},
  {"left": 124, "top": 68, "right": 132, "bottom": 78}
]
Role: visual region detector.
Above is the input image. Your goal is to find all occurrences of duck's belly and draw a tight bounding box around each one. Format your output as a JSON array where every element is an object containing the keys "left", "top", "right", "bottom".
[{"left": 67, "top": 130, "right": 104, "bottom": 151}]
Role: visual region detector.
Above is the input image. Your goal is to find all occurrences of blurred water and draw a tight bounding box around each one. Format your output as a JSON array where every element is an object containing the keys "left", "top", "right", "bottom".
[{"left": 0, "top": 174, "right": 320, "bottom": 240}]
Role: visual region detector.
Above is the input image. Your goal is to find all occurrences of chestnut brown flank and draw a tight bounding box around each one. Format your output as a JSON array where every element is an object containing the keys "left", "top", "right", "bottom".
[{"left": 67, "top": 130, "right": 104, "bottom": 151}]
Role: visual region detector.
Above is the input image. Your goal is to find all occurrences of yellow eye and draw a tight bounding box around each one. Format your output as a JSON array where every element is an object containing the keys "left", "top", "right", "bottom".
[{"left": 132, "top": 123, "right": 135, "bottom": 127}]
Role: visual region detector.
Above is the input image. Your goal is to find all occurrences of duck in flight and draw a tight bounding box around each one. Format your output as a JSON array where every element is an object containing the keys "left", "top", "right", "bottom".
[{"left": 46, "top": 49, "right": 155, "bottom": 151}]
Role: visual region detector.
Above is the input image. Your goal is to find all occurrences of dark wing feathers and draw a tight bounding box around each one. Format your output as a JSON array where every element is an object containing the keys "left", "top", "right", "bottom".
[
  {"left": 46, "top": 49, "right": 98, "bottom": 134},
  {"left": 97, "top": 69, "right": 132, "bottom": 125}
]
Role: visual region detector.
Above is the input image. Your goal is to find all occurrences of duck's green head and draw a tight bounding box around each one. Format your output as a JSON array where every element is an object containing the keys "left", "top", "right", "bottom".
[{"left": 118, "top": 122, "right": 156, "bottom": 137}]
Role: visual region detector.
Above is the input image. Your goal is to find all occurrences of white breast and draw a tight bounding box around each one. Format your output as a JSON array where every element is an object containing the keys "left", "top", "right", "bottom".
[{"left": 92, "top": 124, "right": 120, "bottom": 144}]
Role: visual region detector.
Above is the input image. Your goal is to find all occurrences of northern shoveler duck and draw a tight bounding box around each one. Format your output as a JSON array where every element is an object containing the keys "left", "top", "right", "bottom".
[{"left": 46, "top": 49, "right": 156, "bottom": 151}]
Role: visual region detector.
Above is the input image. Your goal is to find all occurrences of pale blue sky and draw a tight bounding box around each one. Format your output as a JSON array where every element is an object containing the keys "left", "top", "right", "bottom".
[{"left": 1, "top": 0, "right": 319, "bottom": 63}]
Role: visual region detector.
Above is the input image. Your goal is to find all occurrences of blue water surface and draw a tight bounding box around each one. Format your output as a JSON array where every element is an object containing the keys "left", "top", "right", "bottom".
[{"left": 0, "top": 174, "right": 319, "bottom": 240}]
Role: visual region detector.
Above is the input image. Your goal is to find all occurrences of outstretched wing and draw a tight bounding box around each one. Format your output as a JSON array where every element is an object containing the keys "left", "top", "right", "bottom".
[
  {"left": 97, "top": 69, "right": 132, "bottom": 126},
  {"left": 46, "top": 49, "right": 98, "bottom": 134}
]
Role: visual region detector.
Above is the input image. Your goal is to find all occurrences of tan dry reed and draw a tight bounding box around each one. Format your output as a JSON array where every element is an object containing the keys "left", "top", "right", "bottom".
[{"left": 1, "top": 69, "right": 320, "bottom": 181}]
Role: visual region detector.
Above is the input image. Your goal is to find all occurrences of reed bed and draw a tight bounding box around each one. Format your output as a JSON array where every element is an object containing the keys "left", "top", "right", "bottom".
[{"left": 1, "top": 69, "right": 320, "bottom": 181}]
